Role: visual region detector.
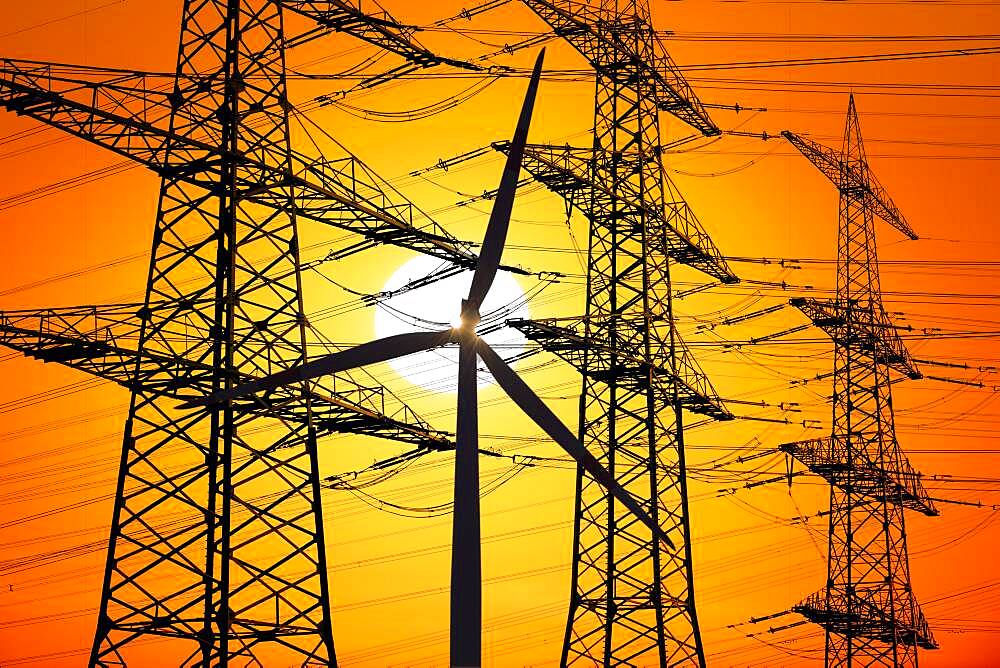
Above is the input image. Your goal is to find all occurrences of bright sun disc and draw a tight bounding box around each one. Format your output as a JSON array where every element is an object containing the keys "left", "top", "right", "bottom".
[{"left": 374, "top": 255, "right": 529, "bottom": 393}]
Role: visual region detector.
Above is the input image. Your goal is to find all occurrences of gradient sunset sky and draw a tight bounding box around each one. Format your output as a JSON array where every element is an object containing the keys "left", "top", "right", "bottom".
[{"left": 1, "top": 1, "right": 999, "bottom": 666}]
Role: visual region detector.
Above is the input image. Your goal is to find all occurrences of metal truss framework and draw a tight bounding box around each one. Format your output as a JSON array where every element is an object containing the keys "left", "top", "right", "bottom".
[
  {"left": 781, "top": 96, "right": 938, "bottom": 667},
  {"left": 0, "top": 1, "right": 481, "bottom": 665},
  {"left": 502, "top": 1, "right": 734, "bottom": 664},
  {"left": 0, "top": 304, "right": 449, "bottom": 449},
  {"left": 492, "top": 141, "right": 736, "bottom": 284}
]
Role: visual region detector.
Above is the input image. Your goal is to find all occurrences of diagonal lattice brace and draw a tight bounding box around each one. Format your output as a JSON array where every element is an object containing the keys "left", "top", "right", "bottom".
[{"left": 493, "top": 141, "right": 738, "bottom": 283}]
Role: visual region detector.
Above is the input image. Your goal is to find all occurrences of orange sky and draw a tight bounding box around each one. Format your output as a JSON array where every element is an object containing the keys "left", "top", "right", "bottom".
[{"left": 1, "top": 0, "right": 999, "bottom": 666}]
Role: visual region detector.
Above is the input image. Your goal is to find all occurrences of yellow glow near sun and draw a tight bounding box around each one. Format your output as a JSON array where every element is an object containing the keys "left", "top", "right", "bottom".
[{"left": 374, "top": 255, "right": 529, "bottom": 392}]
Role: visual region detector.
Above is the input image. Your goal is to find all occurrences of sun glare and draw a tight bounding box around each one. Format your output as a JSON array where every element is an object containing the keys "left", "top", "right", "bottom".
[{"left": 374, "top": 255, "right": 530, "bottom": 392}]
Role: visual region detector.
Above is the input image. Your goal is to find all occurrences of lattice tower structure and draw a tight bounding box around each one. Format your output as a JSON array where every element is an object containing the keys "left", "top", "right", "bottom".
[
  {"left": 780, "top": 95, "right": 938, "bottom": 667},
  {"left": 499, "top": 0, "right": 737, "bottom": 664}
]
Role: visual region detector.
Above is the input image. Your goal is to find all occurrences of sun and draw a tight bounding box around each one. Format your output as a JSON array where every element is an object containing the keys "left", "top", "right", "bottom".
[{"left": 374, "top": 254, "right": 530, "bottom": 392}]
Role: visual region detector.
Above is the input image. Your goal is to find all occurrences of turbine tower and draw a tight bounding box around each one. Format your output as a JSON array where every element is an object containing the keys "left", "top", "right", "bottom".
[
  {"left": 0, "top": 1, "right": 485, "bottom": 665},
  {"left": 780, "top": 95, "right": 939, "bottom": 667},
  {"left": 495, "top": 0, "right": 737, "bottom": 664}
]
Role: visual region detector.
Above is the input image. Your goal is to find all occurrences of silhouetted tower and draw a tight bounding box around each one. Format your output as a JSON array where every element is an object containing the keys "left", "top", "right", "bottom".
[
  {"left": 780, "top": 95, "right": 939, "bottom": 667},
  {"left": 497, "top": 0, "right": 737, "bottom": 664},
  {"left": 0, "top": 1, "right": 480, "bottom": 665}
]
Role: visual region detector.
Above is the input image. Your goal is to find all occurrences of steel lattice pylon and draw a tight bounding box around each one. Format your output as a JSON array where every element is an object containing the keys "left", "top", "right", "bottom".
[
  {"left": 499, "top": 1, "right": 736, "bottom": 664},
  {"left": 88, "top": 2, "right": 335, "bottom": 664},
  {"left": 781, "top": 96, "right": 938, "bottom": 667},
  {"left": 566, "top": 7, "right": 704, "bottom": 664}
]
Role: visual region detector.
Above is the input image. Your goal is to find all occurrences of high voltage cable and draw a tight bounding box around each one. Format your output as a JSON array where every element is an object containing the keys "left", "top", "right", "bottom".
[
  {"left": 726, "top": 256, "right": 1000, "bottom": 266},
  {"left": 1, "top": 452, "right": 992, "bottom": 660},
  {"left": 2, "top": 161, "right": 998, "bottom": 296},
  {"left": 291, "top": 44, "right": 1000, "bottom": 80},
  {"left": 416, "top": 27, "right": 1000, "bottom": 43},
  {"left": 0, "top": 0, "right": 126, "bottom": 40},
  {"left": 689, "top": 75, "right": 1000, "bottom": 92},
  {"left": 2, "top": 87, "right": 999, "bottom": 217}
]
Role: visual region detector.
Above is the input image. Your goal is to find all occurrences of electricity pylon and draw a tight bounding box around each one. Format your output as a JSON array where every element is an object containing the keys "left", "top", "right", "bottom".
[
  {"left": 495, "top": 1, "right": 737, "bottom": 664},
  {"left": 0, "top": 1, "right": 481, "bottom": 665},
  {"left": 780, "top": 95, "right": 938, "bottom": 667}
]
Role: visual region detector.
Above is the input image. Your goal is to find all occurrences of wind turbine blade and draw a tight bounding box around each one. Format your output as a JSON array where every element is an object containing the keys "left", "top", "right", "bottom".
[
  {"left": 475, "top": 339, "right": 676, "bottom": 549},
  {"left": 465, "top": 49, "right": 546, "bottom": 311},
  {"left": 181, "top": 329, "right": 452, "bottom": 408}
]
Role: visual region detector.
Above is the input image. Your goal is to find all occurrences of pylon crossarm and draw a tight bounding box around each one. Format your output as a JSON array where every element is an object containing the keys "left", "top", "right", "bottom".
[
  {"left": 779, "top": 436, "right": 937, "bottom": 516},
  {"left": 859, "top": 162, "right": 918, "bottom": 240},
  {"left": 490, "top": 140, "right": 594, "bottom": 195},
  {"left": 279, "top": 153, "right": 476, "bottom": 264},
  {"left": 0, "top": 303, "right": 448, "bottom": 448},
  {"left": 0, "top": 58, "right": 201, "bottom": 171},
  {"left": 782, "top": 130, "right": 846, "bottom": 189},
  {"left": 281, "top": 1, "right": 482, "bottom": 71},
  {"left": 790, "top": 297, "right": 921, "bottom": 379},
  {"left": 668, "top": 330, "right": 733, "bottom": 420},
  {"left": 792, "top": 589, "right": 938, "bottom": 649},
  {"left": 0, "top": 59, "right": 476, "bottom": 266},
  {"left": 647, "top": 33, "right": 719, "bottom": 134},
  {"left": 782, "top": 130, "right": 918, "bottom": 240},
  {"left": 520, "top": 0, "right": 719, "bottom": 135},
  {"left": 507, "top": 316, "right": 731, "bottom": 420},
  {"left": 493, "top": 141, "right": 737, "bottom": 283}
]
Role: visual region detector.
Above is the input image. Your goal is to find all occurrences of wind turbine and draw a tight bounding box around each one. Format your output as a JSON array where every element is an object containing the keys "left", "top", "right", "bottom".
[{"left": 185, "top": 49, "right": 672, "bottom": 667}]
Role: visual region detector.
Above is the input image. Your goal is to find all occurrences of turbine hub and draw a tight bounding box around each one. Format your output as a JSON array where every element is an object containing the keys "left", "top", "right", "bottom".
[{"left": 459, "top": 298, "right": 481, "bottom": 331}]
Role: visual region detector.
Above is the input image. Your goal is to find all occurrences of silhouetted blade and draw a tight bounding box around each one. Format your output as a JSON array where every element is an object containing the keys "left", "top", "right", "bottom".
[
  {"left": 466, "top": 49, "right": 546, "bottom": 310},
  {"left": 181, "top": 329, "right": 452, "bottom": 407},
  {"left": 475, "top": 338, "right": 675, "bottom": 549}
]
